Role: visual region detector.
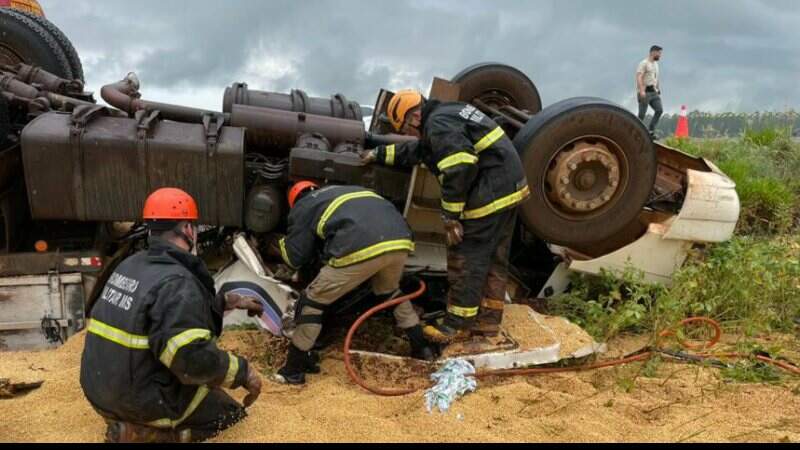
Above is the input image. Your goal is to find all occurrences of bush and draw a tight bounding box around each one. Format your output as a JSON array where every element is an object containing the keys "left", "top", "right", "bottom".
[
  {"left": 718, "top": 160, "right": 795, "bottom": 235},
  {"left": 549, "top": 237, "right": 800, "bottom": 342},
  {"left": 548, "top": 267, "right": 665, "bottom": 342},
  {"left": 664, "top": 133, "right": 800, "bottom": 234},
  {"left": 743, "top": 127, "right": 790, "bottom": 147},
  {"left": 661, "top": 237, "right": 800, "bottom": 335}
]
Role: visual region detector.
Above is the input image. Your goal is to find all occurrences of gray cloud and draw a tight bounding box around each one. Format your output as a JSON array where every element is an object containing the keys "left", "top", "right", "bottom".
[{"left": 39, "top": 0, "right": 800, "bottom": 113}]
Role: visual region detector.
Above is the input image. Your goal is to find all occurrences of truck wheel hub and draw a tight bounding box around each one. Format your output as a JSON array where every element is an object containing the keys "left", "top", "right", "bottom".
[
  {"left": 547, "top": 140, "right": 622, "bottom": 214},
  {"left": 473, "top": 89, "right": 514, "bottom": 110}
]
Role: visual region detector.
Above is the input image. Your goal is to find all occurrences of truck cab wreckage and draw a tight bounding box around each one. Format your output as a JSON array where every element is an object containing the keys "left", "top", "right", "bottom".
[{"left": 0, "top": 8, "right": 739, "bottom": 373}]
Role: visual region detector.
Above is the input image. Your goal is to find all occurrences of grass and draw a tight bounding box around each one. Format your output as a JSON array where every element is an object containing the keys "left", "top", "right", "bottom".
[
  {"left": 547, "top": 131, "right": 800, "bottom": 385},
  {"left": 664, "top": 133, "right": 800, "bottom": 235},
  {"left": 550, "top": 236, "right": 800, "bottom": 344}
]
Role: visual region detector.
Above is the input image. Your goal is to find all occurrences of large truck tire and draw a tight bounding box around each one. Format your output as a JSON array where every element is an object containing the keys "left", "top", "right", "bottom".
[
  {"left": 0, "top": 8, "right": 74, "bottom": 79},
  {"left": 452, "top": 63, "right": 542, "bottom": 115},
  {"left": 9, "top": 9, "right": 84, "bottom": 81},
  {"left": 512, "top": 97, "right": 656, "bottom": 246},
  {"left": 0, "top": 95, "right": 9, "bottom": 149}
]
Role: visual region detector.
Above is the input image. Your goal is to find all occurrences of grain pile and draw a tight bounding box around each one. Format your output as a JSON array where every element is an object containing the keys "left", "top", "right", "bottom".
[{"left": 1, "top": 317, "right": 799, "bottom": 442}]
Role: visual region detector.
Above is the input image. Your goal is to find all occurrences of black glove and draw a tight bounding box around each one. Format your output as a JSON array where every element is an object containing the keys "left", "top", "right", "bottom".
[{"left": 406, "top": 325, "right": 439, "bottom": 361}]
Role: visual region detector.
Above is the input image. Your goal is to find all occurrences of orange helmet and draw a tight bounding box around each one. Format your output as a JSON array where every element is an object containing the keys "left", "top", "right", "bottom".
[
  {"left": 2, "top": 0, "right": 45, "bottom": 17},
  {"left": 387, "top": 90, "right": 423, "bottom": 132},
  {"left": 143, "top": 188, "right": 199, "bottom": 221},
  {"left": 288, "top": 181, "right": 318, "bottom": 208}
]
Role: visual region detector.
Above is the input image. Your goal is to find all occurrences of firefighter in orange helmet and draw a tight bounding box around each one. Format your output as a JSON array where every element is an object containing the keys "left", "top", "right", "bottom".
[
  {"left": 80, "top": 188, "right": 264, "bottom": 443},
  {"left": 362, "top": 90, "right": 530, "bottom": 346}
]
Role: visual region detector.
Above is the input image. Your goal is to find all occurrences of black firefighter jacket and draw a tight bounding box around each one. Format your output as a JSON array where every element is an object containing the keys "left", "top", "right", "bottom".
[
  {"left": 376, "top": 100, "right": 530, "bottom": 221},
  {"left": 279, "top": 185, "right": 414, "bottom": 269},
  {"left": 80, "top": 237, "right": 248, "bottom": 428}
]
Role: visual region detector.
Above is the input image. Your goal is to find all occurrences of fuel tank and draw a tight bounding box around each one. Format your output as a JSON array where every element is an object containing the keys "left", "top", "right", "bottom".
[{"left": 21, "top": 105, "right": 245, "bottom": 226}]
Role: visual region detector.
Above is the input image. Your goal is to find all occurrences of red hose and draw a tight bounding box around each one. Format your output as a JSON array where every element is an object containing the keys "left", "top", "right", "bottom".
[
  {"left": 342, "top": 283, "right": 800, "bottom": 396},
  {"left": 342, "top": 280, "right": 428, "bottom": 396},
  {"left": 658, "top": 316, "right": 722, "bottom": 350}
]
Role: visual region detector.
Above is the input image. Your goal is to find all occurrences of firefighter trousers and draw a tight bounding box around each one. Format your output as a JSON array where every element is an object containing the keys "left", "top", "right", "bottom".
[
  {"left": 445, "top": 208, "right": 517, "bottom": 332},
  {"left": 292, "top": 251, "right": 419, "bottom": 351},
  {"left": 97, "top": 388, "right": 246, "bottom": 443}
]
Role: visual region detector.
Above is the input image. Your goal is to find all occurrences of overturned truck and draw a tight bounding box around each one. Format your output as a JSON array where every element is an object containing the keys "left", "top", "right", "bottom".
[{"left": 0, "top": 7, "right": 740, "bottom": 351}]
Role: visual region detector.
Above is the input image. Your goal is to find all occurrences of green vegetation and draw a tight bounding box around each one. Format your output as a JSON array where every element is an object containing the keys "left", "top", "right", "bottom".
[
  {"left": 654, "top": 110, "right": 799, "bottom": 139},
  {"left": 664, "top": 132, "right": 799, "bottom": 236},
  {"left": 548, "top": 131, "right": 800, "bottom": 383}
]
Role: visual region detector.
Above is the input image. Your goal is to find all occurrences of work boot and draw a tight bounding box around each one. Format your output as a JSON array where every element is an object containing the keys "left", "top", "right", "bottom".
[
  {"left": 104, "top": 421, "right": 191, "bottom": 443},
  {"left": 422, "top": 320, "right": 471, "bottom": 345},
  {"left": 405, "top": 325, "right": 439, "bottom": 361},
  {"left": 473, "top": 298, "right": 505, "bottom": 337},
  {"left": 274, "top": 345, "right": 318, "bottom": 385},
  {"left": 306, "top": 350, "right": 322, "bottom": 374}
]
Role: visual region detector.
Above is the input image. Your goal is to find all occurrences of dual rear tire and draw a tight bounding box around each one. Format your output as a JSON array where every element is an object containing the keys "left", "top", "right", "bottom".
[
  {"left": 0, "top": 8, "right": 83, "bottom": 81},
  {"left": 452, "top": 64, "right": 656, "bottom": 246}
]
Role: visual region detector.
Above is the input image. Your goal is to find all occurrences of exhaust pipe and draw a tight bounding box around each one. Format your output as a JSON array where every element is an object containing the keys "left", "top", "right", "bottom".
[{"left": 101, "top": 73, "right": 225, "bottom": 123}]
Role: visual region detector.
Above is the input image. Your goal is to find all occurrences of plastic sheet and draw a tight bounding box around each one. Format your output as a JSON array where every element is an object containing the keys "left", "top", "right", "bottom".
[{"left": 424, "top": 359, "right": 477, "bottom": 413}]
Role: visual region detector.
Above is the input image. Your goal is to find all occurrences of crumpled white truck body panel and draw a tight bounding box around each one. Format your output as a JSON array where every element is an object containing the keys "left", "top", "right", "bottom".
[{"left": 540, "top": 156, "right": 740, "bottom": 295}]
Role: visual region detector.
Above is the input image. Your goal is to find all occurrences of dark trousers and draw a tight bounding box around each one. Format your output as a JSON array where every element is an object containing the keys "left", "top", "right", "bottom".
[
  {"left": 96, "top": 388, "right": 246, "bottom": 443},
  {"left": 445, "top": 208, "right": 516, "bottom": 330},
  {"left": 638, "top": 91, "right": 663, "bottom": 132},
  {"left": 179, "top": 389, "right": 247, "bottom": 442}
]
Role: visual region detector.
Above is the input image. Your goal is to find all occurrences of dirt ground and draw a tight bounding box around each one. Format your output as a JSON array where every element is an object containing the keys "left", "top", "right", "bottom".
[{"left": 1, "top": 322, "right": 799, "bottom": 443}]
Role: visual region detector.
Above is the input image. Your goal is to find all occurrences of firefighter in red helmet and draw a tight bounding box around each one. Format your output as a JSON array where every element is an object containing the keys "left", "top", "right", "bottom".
[
  {"left": 272, "top": 182, "right": 437, "bottom": 385},
  {"left": 80, "top": 188, "right": 264, "bottom": 443}
]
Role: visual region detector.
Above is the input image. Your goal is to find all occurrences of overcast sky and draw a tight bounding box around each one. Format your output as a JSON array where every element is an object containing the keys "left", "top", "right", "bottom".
[{"left": 39, "top": 0, "right": 799, "bottom": 114}]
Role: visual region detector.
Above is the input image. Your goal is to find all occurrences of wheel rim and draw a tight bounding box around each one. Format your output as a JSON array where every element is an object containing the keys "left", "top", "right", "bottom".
[
  {"left": 470, "top": 88, "right": 517, "bottom": 110},
  {"left": 543, "top": 135, "right": 630, "bottom": 220},
  {"left": 0, "top": 44, "right": 23, "bottom": 67}
]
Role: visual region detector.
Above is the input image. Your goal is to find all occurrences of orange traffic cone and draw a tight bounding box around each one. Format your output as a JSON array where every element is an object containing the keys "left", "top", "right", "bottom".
[{"left": 675, "top": 105, "right": 689, "bottom": 138}]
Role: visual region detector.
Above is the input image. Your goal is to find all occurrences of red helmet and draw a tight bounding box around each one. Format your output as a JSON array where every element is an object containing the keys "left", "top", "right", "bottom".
[
  {"left": 143, "top": 188, "right": 199, "bottom": 221},
  {"left": 288, "top": 181, "right": 319, "bottom": 208}
]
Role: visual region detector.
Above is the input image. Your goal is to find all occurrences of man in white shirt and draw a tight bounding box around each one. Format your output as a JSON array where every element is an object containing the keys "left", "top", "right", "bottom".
[{"left": 636, "top": 45, "right": 663, "bottom": 137}]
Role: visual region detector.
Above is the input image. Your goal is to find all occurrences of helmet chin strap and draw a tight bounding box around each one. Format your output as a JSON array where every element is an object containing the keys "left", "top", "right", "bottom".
[{"left": 174, "top": 225, "right": 196, "bottom": 253}]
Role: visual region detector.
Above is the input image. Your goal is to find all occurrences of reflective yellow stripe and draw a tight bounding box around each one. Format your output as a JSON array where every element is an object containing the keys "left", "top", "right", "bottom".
[
  {"left": 437, "top": 152, "right": 478, "bottom": 171},
  {"left": 279, "top": 237, "right": 296, "bottom": 269},
  {"left": 386, "top": 144, "right": 396, "bottom": 166},
  {"left": 147, "top": 386, "right": 210, "bottom": 429},
  {"left": 159, "top": 329, "right": 212, "bottom": 368},
  {"left": 316, "top": 191, "right": 383, "bottom": 238},
  {"left": 222, "top": 352, "right": 239, "bottom": 388},
  {"left": 448, "top": 305, "right": 479, "bottom": 318},
  {"left": 329, "top": 239, "right": 415, "bottom": 268},
  {"left": 461, "top": 185, "right": 531, "bottom": 220},
  {"left": 87, "top": 319, "right": 149, "bottom": 350},
  {"left": 474, "top": 127, "right": 505, "bottom": 153},
  {"left": 441, "top": 199, "right": 465, "bottom": 213}
]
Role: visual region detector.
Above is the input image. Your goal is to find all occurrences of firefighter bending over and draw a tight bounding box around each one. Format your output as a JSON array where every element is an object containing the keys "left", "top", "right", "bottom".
[
  {"left": 362, "top": 90, "right": 530, "bottom": 346},
  {"left": 272, "top": 182, "right": 437, "bottom": 385}
]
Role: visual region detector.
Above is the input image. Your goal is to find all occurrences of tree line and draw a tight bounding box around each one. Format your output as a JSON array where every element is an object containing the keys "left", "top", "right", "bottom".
[{"left": 648, "top": 111, "right": 800, "bottom": 138}]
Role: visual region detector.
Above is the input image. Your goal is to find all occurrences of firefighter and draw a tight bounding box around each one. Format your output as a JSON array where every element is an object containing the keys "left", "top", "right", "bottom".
[
  {"left": 80, "top": 188, "right": 264, "bottom": 443},
  {"left": 271, "top": 182, "right": 437, "bottom": 385},
  {"left": 361, "top": 90, "right": 530, "bottom": 345}
]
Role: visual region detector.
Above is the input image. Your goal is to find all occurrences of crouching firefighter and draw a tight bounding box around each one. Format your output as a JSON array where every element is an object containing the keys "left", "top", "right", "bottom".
[
  {"left": 272, "top": 182, "right": 438, "bottom": 385},
  {"left": 361, "top": 90, "right": 530, "bottom": 346},
  {"left": 80, "top": 188, "right": 264, "bottom": 443}
]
